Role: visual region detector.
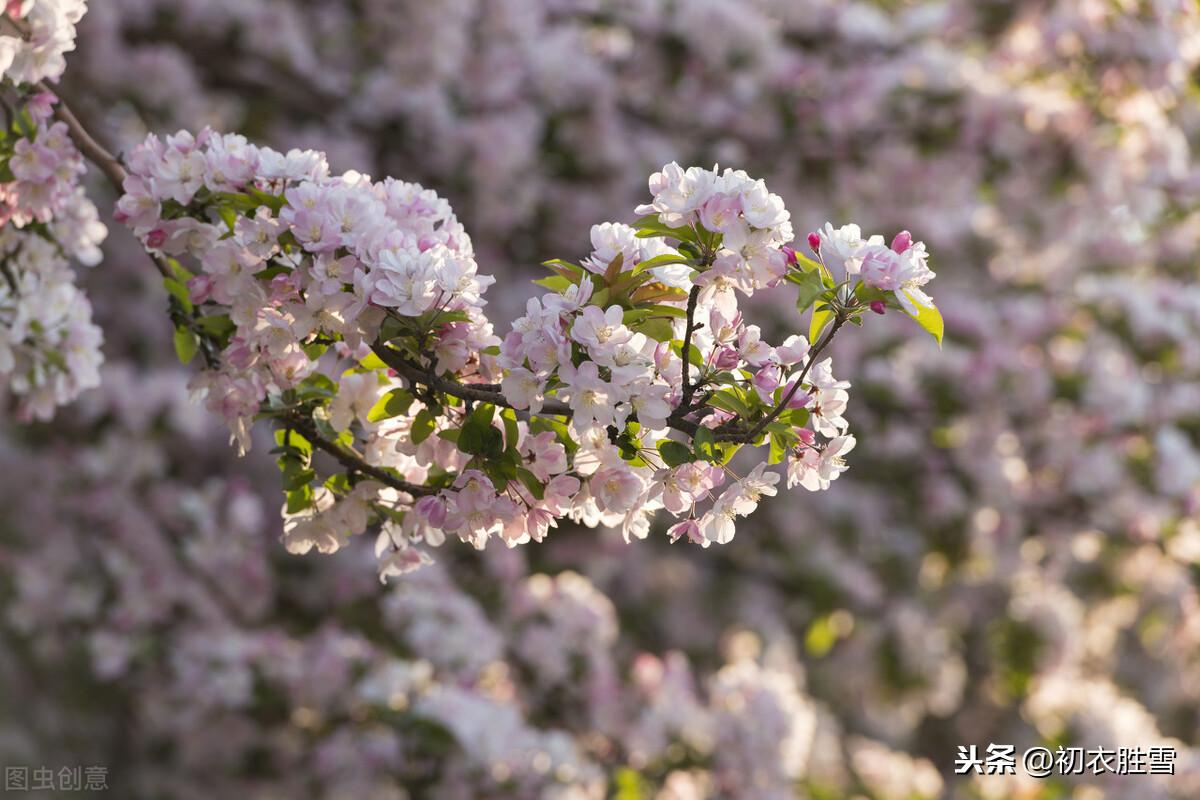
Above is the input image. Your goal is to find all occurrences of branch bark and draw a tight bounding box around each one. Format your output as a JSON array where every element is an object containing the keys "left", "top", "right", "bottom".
[
  {"left": 742, "top": 312, "right": 847, "bottom": 443},
  {"left": 288, "top": 415, "right": 437, "bottom": 497}
]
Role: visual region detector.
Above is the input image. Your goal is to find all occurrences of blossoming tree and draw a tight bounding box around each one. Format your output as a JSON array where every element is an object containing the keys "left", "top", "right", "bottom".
[
  {"left": 4, "top": 1, "right": 1200, "bottom": 798},
  {"left": 0, "top": 1, "right": 940, "bottom": 581}
]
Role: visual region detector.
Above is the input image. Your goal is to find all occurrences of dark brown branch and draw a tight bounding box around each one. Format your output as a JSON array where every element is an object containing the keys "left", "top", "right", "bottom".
[
  {"left": 742, "top": 312, "right": 847, "bottom": 443},
  {"left": 42, "top": 83, "right": 127, "bottom": 191},
  {"left": 31, "top": 82, "right": 172, "bottom": 278},
  {"left": 680, "top": 284, "right": 701, "bottom": 408},
  {"left": 288, "top": 415, "right": 437, "bottom": 497},
  {"left": 371, "top": 343, "right": 576, "bottom": 417}
]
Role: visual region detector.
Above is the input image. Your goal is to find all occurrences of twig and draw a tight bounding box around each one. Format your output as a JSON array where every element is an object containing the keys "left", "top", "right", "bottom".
[
  {"left": 288, "top": 415, "right": 437, "bottom": 497},
  {"left": 743, "top": 313, "right": 847, "bottom": 443},
  {"left": 41, "top": 83, "right": 128, "bottom": 191},
  {"left": 370, "top": 343, "right": 575, "bottom": 417},
  {"left": 679, "top": 284, "right": 701, "bottom": 408}
]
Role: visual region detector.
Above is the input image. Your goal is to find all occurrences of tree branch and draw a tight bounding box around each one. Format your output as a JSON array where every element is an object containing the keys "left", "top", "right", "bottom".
[
  {"left": 287, "top": 415, "right": 437, "bottom": 497},
  {"left": 31, "top": 82, "right": 172, "bottom": 278},
  {"left": 42, "top": 83, "right": 128, "bottom": 191},
  {"left": 742, "top": 312, "right": 847, "bottom": 443},
  {"left": 370, "top": 342, "right": 575, "bottom": 417},
  {"left": 680, "top": 284, "right": 701, "bottom": 408},
  {"left": 33, "top": 65, "right": 809, "bottom": 454}
]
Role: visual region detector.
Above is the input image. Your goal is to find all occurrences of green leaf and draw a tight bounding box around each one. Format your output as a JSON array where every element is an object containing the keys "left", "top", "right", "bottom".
[
  {"left": 533, "top": 275, "right": 572, "bottom": 292},
  {"left": 367, "top": 388, "right": 415, "bottom": 422},
  {"left": 173, "top": 327, "right": 200, "bottom": 364},
  {"left": 500, "top": 408, "right": 520, "bottom": 451},
  {"left": 902, "top": 291, "right": 944, "bottom": 346},
  {"left": 768, "top": 433, "right": 787, "bottom": 465},
  {"left": 792, "top": 269, "right": 827, "bottom": 315},
  {"left": 810, "top": 305, "right": 833, "bottom": 343},
  {"left": 694, "top": 426, "right": 719, "bottom": 463},
  {"left": 805, "top": 615, "right": 838, "bottom": 657},
  {"left": 247, "top": 187, "right": 286, "bottom": 214},
  {"left": 252, "top": 264, "right": 292, "bottom": 280},
  {"left": 629, "top": 282, "right": 690, "bottom": 304},
  {"left": 714, "top": 442, "right": 740, "bottom": 465},
  {"left": 541, "top": 259, "right": 586, "bottom": 283},
  {"left": 359, "top": 351, "right": 388, "bottom": 371},
  {"left": 630, "top": 317, "right": 675, "bottom": 342},
  {"left": 285, "top": 484, "right": 314, "bottom": 514},
  {"left": 633, "top": 253, "right": 692, "bottom": 274},
  {"left": 631, "top": 214, "right": 695, "bottom": 242},
  {"left": 792, "top": 251, "right": 824, "bottom": 273},
  {"left": 670, "top": 340, "right": 704, "bottom": 369},
  {"left": 614, "top": 768, "right": 651, "bottom": 800},
  {"left": 776, "top": 408, "right": 811, "bottom": 428},
  {"left": 623, "top": 305, "right": 687, "bottom": 322},
  {"left": 215, "top": 204, "right": 238, "bottom": 233},
  {"left": 281, "top": 462, "right": 316, "bottom": 491},
  {"left": 296, "top": 374, "right": 337, "bottom": 401},
  {"left": 516, "top": 468, "right": 545, "bottom": 500},
  {"left": 657, "top": 439, "right": 694, "bottom": 468},
  {"left": 458, "top": 404, "right": 504, "bottom": 457},
  {"left": 708, "top": 388, "right": 755, "bottom": 419},
  {"left": 274, "top": 428, "right": 313, "bottom": 458},
  {"left": 411, "top": 408, "right": 437, "bottom": 444},
  {"left": 768, "top": 427, "right": 798, "bottom": 465},
  {"left": 194, "top": 314, "right": 235, "bottom": 339},
  {"left": 163, "top": 276, "right": 194, "bottom": 313}
]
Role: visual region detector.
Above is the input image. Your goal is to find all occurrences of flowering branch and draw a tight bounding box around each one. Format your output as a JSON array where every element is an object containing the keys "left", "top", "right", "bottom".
[
  {"left": 286, "top": 414, "right": 437, "bottom": 497},
  {"left": 0, "top": 6, "right": 945, "bottom": 576},
  {"left": 742, "top": 310, "right": 849, "bottom": 443},
  {"left": 369, "top": 342, "right": 574, "bottom": 418}
]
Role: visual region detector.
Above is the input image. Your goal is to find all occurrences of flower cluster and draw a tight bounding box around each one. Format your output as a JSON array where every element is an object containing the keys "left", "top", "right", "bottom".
[
  {"left": 117, "top": 127, "right": 498, "bottom": 457},
  {"left": 118, "top": 142, "right": 938, "bottom": 577},
  {"left": 0, "top": 91, "right": 104, "bottom": 420},
  {"left": 0, "top": 0, "right": 87, "bottom": 85}
]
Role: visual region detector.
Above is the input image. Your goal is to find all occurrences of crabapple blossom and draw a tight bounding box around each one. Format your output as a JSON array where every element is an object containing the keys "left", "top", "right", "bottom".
[
  {"left": 0, "top": 0, "right": 87, "bottom": 85},
  {"left": 2, "top": 2, "right": 947, "bottom": 588},
  {"left": 6, "top": 2, "right": 1200, "bottom": 797},
  {"left": 0, "top": 93, "right": 104, "bottom": 419}
]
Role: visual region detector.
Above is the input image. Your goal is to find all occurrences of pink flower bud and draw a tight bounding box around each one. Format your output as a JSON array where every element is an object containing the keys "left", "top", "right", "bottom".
[
  {"left": 188, "top": 274, "right": 214, "bottom": 304},
  {"left": 796, "top": 428, "right": 817, "bottom": 446},
  {"left": 782, "top": 245, "right": 799, "bottom": 266},
  {"left": 754, "top": 365, "right": 781, "bottom": 398},
  {"left": 869, "top": 300, "right": 886, "bottom": 315},
  {"left": 146, "top": 228, "right": 167, "bottom": 249},
  {"left": 807, "top": 232, "right": 821, "bottom": 252},
  {"left": 714, "top": 346, "right": 740, "bottom": 370},
  {"left": 890, "top": 230, "right": 912, "bottom": 254}
]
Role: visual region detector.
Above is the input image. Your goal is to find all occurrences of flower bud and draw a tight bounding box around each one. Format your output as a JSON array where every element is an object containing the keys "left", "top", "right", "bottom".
[
  {"left": 714, "top": 346, "right": 740, "bottom": 370},
  {"left": 807, "top": 232, "right": 821, "bottom": 252},
  {"left": 890, "top": 230, "right": 912, "bottom": 254},
  {"left": 869, "top": 300, "right": 886, "bottom": 315}
]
